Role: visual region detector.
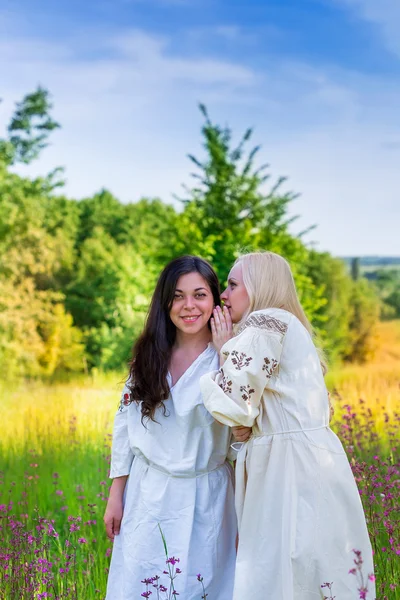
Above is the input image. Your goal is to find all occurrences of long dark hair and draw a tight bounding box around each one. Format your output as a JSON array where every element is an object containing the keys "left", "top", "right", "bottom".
[{"left": 128, "top": 256, "right": 221, "bottom": 423}]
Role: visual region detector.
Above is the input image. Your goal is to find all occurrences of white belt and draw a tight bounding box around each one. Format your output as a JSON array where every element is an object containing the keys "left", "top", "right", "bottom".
[
  {"left": 136, "top": 453, "right": 226, "bottom": 479},
  {"left": 231, "top": 424, "right": 329, "bottom": 452}
]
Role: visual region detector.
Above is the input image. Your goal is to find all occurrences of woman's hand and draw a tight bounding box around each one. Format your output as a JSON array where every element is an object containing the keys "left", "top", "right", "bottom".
[
  {"left": 104, "top": 477, "right": 127, "bottom": 541},
  {"left": 232, "top": 426, "right": 252, "bottom": 443},
  {"left": 211, "top": 305, "right": 233, "bottom": 355}
]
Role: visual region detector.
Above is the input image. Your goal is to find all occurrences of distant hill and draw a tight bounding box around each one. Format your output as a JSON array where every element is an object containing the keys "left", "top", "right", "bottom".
[
  {"left": 341, "top": 256, "right": 400, "bottom": 267},
  {"left": 341, "top": 256, "right": 400, "bottom": 281}
]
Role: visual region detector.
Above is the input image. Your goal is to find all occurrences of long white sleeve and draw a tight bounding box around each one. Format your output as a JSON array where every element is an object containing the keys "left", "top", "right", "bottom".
[
  {"left": 201, "top": 319, "right": 286, "bottom": 428},
  {"left": 109, "top": 384, "right": 134, "bottom": 478}
]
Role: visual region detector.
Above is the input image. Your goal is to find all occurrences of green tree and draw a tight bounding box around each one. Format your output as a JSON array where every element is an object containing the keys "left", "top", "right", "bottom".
[
  {"left": 0, "top": 90, "right": 383, "bottom": 376},
  {"left": 344, "top": 279, "right": 380, "bottom": 362},
  {"left": 122, "top": 198, "right": 184, "bottom": 271},
  {"left": 180, "top": 104, "right": 274, "bottom": 279},
  {"left": 351, "top": 257, "right": 361, "bottom": 281},
  {"left": 65, "top": 228, "right": 151, "bottom": 369},
  {"left": 374, "top": 269, "right": 400, "bottom": 318},
  {"left": 180, "top": 106, "right": 380, "bottom": 362},
  {"left": 6, "top": 87, "right": 60, "bottom": 165},
  {"left": 0, "top": 89, "right": 83, "bottom": 379},
  {"left": 180, "top": 105, "right": 326, "bottom": 328},
  {"left": 305, "top": 251, "right": 353, "bottom": 362}
]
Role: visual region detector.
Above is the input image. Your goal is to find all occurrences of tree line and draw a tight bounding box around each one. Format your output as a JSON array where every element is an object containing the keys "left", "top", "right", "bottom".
[{"left": 0, "top": 88, "right": 381, "bottom": 379}]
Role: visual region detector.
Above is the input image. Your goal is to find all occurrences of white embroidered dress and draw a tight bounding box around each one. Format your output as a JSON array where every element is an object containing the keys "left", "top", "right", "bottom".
[
  {"left": 106, "top": 344, "right": 237, "bottom": 600},
  {"left": 201, "top": 308, "right": 375, "bottom": 600}
]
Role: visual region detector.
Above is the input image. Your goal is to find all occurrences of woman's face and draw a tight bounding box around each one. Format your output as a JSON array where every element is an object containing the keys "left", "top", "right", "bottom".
[
  {"left": 221, "top": 263, "right": 250, "bottom": 323},
  {"left": 169, "top": 272, "right": 214, "bottom": 335}
]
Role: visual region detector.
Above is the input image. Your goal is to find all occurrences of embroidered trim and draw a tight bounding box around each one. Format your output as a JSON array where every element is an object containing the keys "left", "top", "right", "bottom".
[
  {"left": 237, "top": 314, "right": 288, "bottom": 336},
  {"left": 262, "top": 357, "right": 278, "bottom": 377},
  {"left": 231, "top": 350, "right": 253, "bottom": 370},
  {"left": 218, "top": 369, "right": 233, "bottom": 394},
  {"left": 118, "top": 392, "right": 132, "bottom": 412},
  {"left": 240, "top": 384, "right": 255, "bottom": 405}
]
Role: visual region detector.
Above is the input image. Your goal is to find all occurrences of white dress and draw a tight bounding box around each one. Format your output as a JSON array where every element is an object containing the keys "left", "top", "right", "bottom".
[
  {"left": 201, "top": 308, "right": 375, "bottom": 600},
  {"left": 106, "top": 343, "right": 237, "bottom": 600}
]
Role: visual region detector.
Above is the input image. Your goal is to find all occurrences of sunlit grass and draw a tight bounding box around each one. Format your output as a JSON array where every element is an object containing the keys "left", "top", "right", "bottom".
[
  {"left": 0, "top": 371, "right": 124, "bottom": 452},
  {"left": 1, "top": 322, "right": 399, "bottom": 598}
]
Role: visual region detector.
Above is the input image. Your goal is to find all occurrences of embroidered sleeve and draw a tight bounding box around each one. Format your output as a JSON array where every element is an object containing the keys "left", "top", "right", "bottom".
[
  {"left": 109, "top": 383, "right": 135, "bottom": 478},
  {"left": 200, "top": 318, "right": 286, "bottom": 428}
]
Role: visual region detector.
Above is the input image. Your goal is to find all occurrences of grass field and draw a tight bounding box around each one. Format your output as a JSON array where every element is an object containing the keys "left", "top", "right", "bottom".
[{"left": 1, "top": 323, "right": 400, "bottom": 599}]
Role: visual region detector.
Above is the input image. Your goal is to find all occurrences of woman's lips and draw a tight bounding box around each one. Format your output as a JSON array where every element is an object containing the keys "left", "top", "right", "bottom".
[{"left": 181, "top": 315, "right": 201, "bottom": 323}]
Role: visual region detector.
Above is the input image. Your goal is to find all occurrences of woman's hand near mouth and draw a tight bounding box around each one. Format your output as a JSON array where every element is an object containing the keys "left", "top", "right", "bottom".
[{"left": 211, "top": 305, "right": 233, "bottom": 359}]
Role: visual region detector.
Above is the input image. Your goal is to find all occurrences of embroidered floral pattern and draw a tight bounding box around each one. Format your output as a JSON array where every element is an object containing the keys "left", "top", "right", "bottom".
[
  {"left": 118, "top": 392, "right": 131, "bottom": 412},
  {"left": 218, "top": 369, "right": 233, "bottom": 394},
  {"left": 240, "top": 384, "right": 255, "bottom": 405},
  {"left": 237, "top": 314, "right": 288, "bottom": 337},
  {"left": 231, "top": 350, "right": 253, "bottom": 370},
  {"left": 262, "top": 357, "right": 278, "bottom": 377}
]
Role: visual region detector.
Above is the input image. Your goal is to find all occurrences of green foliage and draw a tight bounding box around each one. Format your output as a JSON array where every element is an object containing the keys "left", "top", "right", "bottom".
[
  {"left": 0, "top": 279, "right": 84, "bottom": 379},
  {"left": 0, "top": 97, "right": 81, "bottom": 379},
  {"left": 305, "top": 252, "right": 381, "bottom": 363},
  {"left": 373, "top": 269, "right": 400, "bottom": 319},
  {"left": 345, "top": 279, "right": 381, "bottom": 362},
  {"left": 0, "top": 90, "right": 382, "bottom": 378},
  {"left": 351, "top": 257, "right": 360, "bottom": 281},
  {"left": 180, "top": 106, "right": 329, "bottom": 341},
  {"left": 180, "top": 104, "right": 294, "bottom": 279},
  {"left": 7, "top": 87, "right": 60, "bottom": 164},
  {"left": 66, "top": 228, "right": 150, "bottom": 369},
  {"left": 305, "top": 251, "right": 353, "bottom": 362}
]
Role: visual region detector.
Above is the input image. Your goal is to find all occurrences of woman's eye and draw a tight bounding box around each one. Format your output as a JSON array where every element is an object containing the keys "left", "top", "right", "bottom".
[
  {"left": 174, "top": 295, "right": 183, "bottom": 299},
  {"left": 195, "top": 293, "right": 206, "bottom": 298}
]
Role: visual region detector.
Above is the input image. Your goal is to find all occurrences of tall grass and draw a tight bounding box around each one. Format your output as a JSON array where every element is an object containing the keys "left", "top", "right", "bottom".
[
  {"left": 0, "top": 373, "right": 121, "bottom": 599},
  {"left": 1, "top": 325, "right": 399, "bottom": 599}
]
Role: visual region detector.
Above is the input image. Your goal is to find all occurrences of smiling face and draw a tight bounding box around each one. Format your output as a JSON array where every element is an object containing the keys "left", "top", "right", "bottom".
[
  {"left": 169, "top": 272, "right": 214, "bottom": 335},
  {"left": 221, "top": 262, "right": 250, "bottom": 324}
]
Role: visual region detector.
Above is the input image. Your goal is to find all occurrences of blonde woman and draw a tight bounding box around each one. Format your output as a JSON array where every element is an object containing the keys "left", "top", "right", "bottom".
[{"left": 201, "top": 251, "right": 375, "bottom": 600}]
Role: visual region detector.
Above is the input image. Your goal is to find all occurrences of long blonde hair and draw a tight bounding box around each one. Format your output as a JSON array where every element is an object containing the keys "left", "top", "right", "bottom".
[{"left": 235, "top": 251, "right": 327, "bottom": 372}]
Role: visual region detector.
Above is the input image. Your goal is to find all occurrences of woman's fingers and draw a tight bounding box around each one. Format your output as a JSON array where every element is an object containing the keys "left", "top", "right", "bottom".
[
  {"left": 113, "top": 517, "right": 122, "bottom": 536},
  {"left": 105, "top": 516, "right": 122, "bottom": 540},
  {"left": 212, "top": 306, "right": 234, "bottom": 353},
  {"left": 213, "top": 307, "right": 223, "bottom": 329},
  {"left": 210, "top": 317, "right": 216, "bottom": 336},
  {"left": 214, "top": 306, "right": 228, "bottom": 331},
  {"left": 232, "top": 426, "right": 252, "bottom": 442},
  {"left": 104, "top": 517, "right": 115, "bottom": 541},
  {"left": 223, "top": 305, "right": 233, "bottom": 332}
]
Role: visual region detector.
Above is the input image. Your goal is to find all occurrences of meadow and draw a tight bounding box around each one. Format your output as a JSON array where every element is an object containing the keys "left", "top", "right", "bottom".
[{"left": 1, "top": 322, "right": 400, "bottom": 599}]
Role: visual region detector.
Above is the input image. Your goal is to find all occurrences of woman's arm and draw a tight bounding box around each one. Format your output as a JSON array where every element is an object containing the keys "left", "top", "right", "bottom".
[
  {"left": 104, "top": 476, "right": 128, "bottom": 540},
  {"left": 104, "top": 383, "right": 135, "bottom": 540},
  {"left": 201, "top": 325, "right": 285, "bottom": 428},
  {"left": 211, "top": 307, "right": 252, "bottom": 441}
]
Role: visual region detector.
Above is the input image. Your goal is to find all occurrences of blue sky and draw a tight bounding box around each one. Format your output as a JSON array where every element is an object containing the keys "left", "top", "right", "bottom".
[{"left": 1, "top": 0, "right": 399, "bottom": 256}]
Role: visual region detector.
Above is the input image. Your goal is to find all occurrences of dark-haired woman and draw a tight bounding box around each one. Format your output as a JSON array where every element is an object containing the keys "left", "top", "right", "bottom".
[{"left": 104, "top": 256, "right": 237, "bottom": 600}]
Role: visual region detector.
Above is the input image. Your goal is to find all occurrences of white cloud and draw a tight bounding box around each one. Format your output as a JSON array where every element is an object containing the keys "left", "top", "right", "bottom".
[
  {"left": 109, "top": 30, "right": 257, "bottom": 86},
  {"left": 333, "top": 0, "right": 400, "bottom": 58},
  {"left": 0, "top": 24, "right": 399, "bottom": 255}
]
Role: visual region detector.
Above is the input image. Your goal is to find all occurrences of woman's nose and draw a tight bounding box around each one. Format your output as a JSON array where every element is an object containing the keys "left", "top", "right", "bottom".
[
  {"left": 221, "top": 288, "right": 228, "bottom": 302},
  {"left": 184, "top": 296, "right": 195, "bottom": 309}
]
